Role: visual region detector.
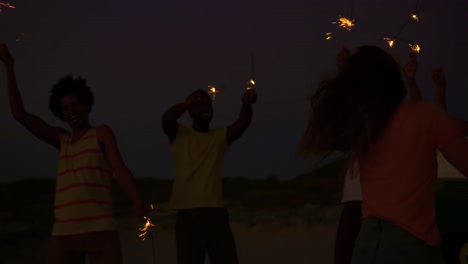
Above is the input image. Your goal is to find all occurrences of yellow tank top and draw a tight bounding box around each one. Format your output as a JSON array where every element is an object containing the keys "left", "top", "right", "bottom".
[
  {"left": 169, "top": 126, "right": 228, "bottom": 209},
  {"left": 52, "top": 127, "right": 116, "bottom": 235}
]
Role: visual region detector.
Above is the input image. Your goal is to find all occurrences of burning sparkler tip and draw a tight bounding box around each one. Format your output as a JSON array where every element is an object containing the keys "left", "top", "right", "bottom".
[
  {"left": 332, "top": 16, "right": 355, "bottom": 31},
  {"left": 409, "top": 43, "right": 421, "bottom": 53},
  {"left": 138, "top": 216, "right": 155, "bottom": 241},
  {"left": 207, "top": 85, "right": 218, "bottom": 100},
  {"left": 383, "top": 37, "right": 395, "bottom": 48}
]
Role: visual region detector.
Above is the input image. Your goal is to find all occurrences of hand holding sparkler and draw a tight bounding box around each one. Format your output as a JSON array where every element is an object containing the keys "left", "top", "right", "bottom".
[
  {"left": 242, "top": 89, "right": 257, "bottom": 104},
  {"left": 134, "top": 199, "right": 148, "bottom": 217},
  {"left": 336, "top": 46, "right": 351, "bottom": 71},
  {"left": 184, "top": 93, "right": 198, "bottom": 109},
  {"left": 404, "top": 53, "right": 418, "bottom": 81},
  {"left": 246, "top": 79, "right": 255, "bottom": 90},
  {"left": 433, "top": 68, "right": 447, "bottom": 111},
  {"left": 0, "top": 44, "right": 14, "bottom": 66},
  {"left": 432, "top": 68, "right": 446, "bottom": 89}
]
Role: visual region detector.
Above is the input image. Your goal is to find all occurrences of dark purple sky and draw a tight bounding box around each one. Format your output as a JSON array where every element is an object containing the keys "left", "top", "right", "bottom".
[{"left": 1, "top": 0, "right": 467, "bottom": 181}]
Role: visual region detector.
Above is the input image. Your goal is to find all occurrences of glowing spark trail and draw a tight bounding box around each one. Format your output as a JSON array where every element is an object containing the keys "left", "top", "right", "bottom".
[
  {"left": 138, "top": 204, "right": 156, "bottom": 241},
  {"left": 0, "top": 2, "right": 15, "bottom": 12},
  {"left": 332, "top": 16, "right": 355, "bottom": 31}
]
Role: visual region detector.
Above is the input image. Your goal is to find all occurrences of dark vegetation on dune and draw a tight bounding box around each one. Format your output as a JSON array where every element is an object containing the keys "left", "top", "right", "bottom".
[{"left": 0, "top": 158, "right": 348, "bottom": 242}]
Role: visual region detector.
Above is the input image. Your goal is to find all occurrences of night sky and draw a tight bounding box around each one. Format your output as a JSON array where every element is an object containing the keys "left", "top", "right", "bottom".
[{"left": 1, "top": 0, "right": 467, "bottom": 182}]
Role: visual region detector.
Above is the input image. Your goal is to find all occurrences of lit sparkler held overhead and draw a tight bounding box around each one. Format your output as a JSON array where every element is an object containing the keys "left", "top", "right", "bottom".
[
  {"left": 0, "top": 1, "right": 15, "bottom": 12},
  {"left": 247, "top": 52, "right": 256, "bottom": 90},
  {"left": 208, "top": 85, "right": 218, "bottom": 100},
  {"left": 409, "top": 43, "right": 421, "bottom": 53},
  {"left": 383, "top": 37, "right": 395, "bottom": 48},
  {"left": 332, "top": 16, "right": 355, "bottom": 31},
  {"left": 247, "top": 79, "right": 255, "bottom": 90}
]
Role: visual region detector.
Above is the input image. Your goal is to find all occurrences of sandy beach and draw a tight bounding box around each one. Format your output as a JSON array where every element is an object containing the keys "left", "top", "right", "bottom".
[
  {"left": 120, "top": 222, "right": 337, "bottom": 264},
  {"left": 1, "top": 210, "right": 339, "bottom": 264}
]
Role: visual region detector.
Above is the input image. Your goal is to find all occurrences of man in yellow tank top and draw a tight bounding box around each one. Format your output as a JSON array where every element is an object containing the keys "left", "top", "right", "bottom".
[
  {"left": 0, "top": 44, "right": 144, "bottom": 264},
  {"left": 162, "top": 88, "right": 257, "bottom": 264}
]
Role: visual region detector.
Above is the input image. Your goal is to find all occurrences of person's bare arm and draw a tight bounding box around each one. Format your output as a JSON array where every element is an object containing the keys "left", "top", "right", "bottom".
[
  {"left": 97, "top": 125, "right": 144, "bottom": 216},
  {"left": 336, "top": 46, "right": 350, "bottom": 72},
  {"left": 432, "top": 68, "right": 447, "bottom": 111},
  {"left": 0, "top": 44, "right": 63, "bottom": 148},
  {"left": 430, "top": 68, "right": 468, "bottom": 136},
  {"left": 161, "top": 96, "right": 194, "bottom": 142},
  {"left": 404, "top": 53, "right": 422, "bottom": 103},
  {"left": 226, "top": 89, "right": 257, "bottom": 145}
]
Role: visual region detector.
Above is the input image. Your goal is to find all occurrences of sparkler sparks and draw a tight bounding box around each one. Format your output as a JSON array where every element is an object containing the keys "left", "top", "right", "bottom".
[
  {"left": 208, "top": 85, "right": 218, "bottom": 100},
  {"left": 325, "top": 32, "right": 332, "bottom": 40},
  {"left": 0, "top": 2, "right": 14, "bottom": 12},
  {"left": 383, "top": 37, "right": 395, "bottom": 48},
  {"left": 139, "top": 216, "right": 155, "bottom": 241},
  {"left": 138, "top": 204, "right": 156, "bottom": 241},
  {"left": 332, "top": 16, "right": 355, "bottom": 31},
  {"left": 247, "top": 79, "right": 255, "bottom": 90},
  {"left": 409, "top": 43, "right": 421, "bottom": 53},
  {"left": 382, "top": 36, "right": 421, "bottom": 53},
  {"left": 410, "top": 13, "right": 419, "bottom": 22}
]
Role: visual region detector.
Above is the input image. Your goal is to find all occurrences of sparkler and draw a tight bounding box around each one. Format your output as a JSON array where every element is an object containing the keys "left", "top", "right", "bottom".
[
  {"left": 410, "top": 13, "right": 419, "bottom": 22},
  {"left": 0, "top": 2, "right": 14, "bottom": 12},
  {"left": 138, "top": 204, "right": 157, "bottom": 264},
  {"left": 383, "top": 37, "right": 395, "bottom": 48},
  {"left": 324, "top": 0, "right": 355, "bottom": 42},
  {"left": 409, "top": 43, "right": 421, "bottom": 53},
  {"left": 332, "top": 16, "right": 355, "bottom": 31},
  {"left": 138, "top": 204, "right": 155, "bottom": 241},
  {"left": 247, "top": 79, "right": 255, "bottom": 90},
  {"left": 139, "top": 216, "right": 155, "bottom": 241},
  {"left": 247, "top": 52, "right": 256, "bottom": 90},
  {"left": 382, "top": 35, "right": 421, "bottom": 53},
  {"left": 208, "top": 85, "right": 218, "bottom": 100}
]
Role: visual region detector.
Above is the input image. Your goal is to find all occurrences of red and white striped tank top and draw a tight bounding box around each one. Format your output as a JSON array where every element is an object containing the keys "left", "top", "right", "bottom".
[{"left": 52, "top": 127, "right": 116, "bottom": 235}]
